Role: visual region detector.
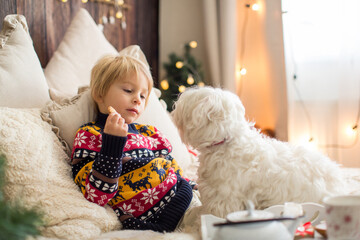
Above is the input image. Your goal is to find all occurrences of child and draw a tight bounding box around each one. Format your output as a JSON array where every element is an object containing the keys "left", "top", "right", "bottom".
[{"left": 71, "top": 45, "right": 195, "bottom": 232}]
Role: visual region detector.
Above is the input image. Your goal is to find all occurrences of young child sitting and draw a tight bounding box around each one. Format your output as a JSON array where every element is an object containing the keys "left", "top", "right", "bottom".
[{"left": 71, "top": 45, "right": 196, "bottom": 232}]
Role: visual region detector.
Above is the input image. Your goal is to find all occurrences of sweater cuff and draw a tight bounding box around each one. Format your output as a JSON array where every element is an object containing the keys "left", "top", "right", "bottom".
[
  {"left": 101, "top": 133, "right": 127, "bottom": 158},
  {"left": 92, "top": 133, "right": 127, "bottom": 179}
]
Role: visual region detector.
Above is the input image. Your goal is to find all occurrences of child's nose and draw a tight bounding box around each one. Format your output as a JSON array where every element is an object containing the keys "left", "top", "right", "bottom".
[{"left": 133, "top": 95, "right": 141, "bottom": 104}]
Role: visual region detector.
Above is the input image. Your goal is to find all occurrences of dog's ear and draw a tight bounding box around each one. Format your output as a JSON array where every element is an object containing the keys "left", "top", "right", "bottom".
[
  {"left": 187, "top": 94, "right": 228, "bottom": 131},
  {"left": 201, "top": 95, "right": 226, "bottom": 122},
  {"left": 184, "top": 90, "right": 246, "bottom": 128},
  {"left": 202, "top": 92, "right": 245, "bottom": 121}
]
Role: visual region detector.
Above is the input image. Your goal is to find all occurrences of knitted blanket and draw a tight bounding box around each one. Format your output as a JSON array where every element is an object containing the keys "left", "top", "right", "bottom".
[{"left": 0, "top": 108, "right": 198, "bottom": 240}]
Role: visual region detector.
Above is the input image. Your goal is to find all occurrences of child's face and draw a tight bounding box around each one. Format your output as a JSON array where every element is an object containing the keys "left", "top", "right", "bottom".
[{"left": 96, "top": 71, "right": 149, "bottom": 124}]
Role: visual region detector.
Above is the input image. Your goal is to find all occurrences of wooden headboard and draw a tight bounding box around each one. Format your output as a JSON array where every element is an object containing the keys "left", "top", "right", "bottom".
[{"left": 0, "top": 0, "right": 159, "bottom": 85}]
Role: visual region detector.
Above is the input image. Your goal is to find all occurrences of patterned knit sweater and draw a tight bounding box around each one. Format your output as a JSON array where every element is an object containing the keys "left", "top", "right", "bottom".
[{"left": 71, "top": 112, "right": 193, "bottom": 232}]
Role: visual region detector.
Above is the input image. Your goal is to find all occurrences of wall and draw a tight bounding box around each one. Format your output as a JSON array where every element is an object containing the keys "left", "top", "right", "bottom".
[{"left": 159, "top": 0, "right": 209, "bottom": 84}]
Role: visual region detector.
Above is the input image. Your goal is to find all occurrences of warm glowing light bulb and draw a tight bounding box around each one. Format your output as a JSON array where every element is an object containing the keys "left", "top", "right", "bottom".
[
  {"left": 346, "top": 125, "right": 357, "bottom": 136},
  {"left": 240, "top": 68, "right": 247, "bottom": 75},
  {"left": 187, "top": 75, "right": 195, "bottom": 85},
  {"left": 179, "top": 85, "right": 186, "bottom": 93},
  {"left": 176, "top": 61, "right": 184, "bottom": 69},
  {"left": 198, "top": 82, "right": 205, "bottom": 87},
  {"left": 295, "top": 134, "right": 311, "bottom": 145},
  {"left": 160, "top": 80, "right": 169, "bottom": 90},
  {"left": 61, "top": 0, "right": 68, "bottom": 2},
  {"left": 116, "top": 11, "right": 123, "bottom": 19},
  {"left": 82, "top": 0, "right": 88, "bottom": 3},
  {"left": 189, "top": 41, "right": 198, "bottom": 48},
  {"left": 118, "top": 0, "right": 124, "bottom": 5},
  {"left": 252, "top": 3, "right": 260, "bottom": 11}
]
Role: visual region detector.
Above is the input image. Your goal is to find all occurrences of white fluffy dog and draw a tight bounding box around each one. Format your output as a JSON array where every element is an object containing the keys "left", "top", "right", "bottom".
[{"left": 172, "top": 86, "right": 346, "bottom": 219}]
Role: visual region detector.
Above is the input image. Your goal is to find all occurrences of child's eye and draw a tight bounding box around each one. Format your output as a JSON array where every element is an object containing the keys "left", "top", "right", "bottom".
[
  {"left": 140, "top": 95, "right": 146, "bottom": 99},
  {"left": 123, "top": 89, "right": 132, "bottom": 93}
]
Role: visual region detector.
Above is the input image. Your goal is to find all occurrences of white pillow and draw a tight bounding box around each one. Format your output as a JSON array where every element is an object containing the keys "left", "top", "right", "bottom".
[
  {"left": 0, "top": 14, "right": 50, "bottom": 108},
  {"left": 41, "top": 88, "right": 196, "bottom": 174},
  {"left": 44, "top": 8, "right": 118, "bottom": 98},
  {"left": 0, "top": 107, "right": 120, "bottom": 239}
]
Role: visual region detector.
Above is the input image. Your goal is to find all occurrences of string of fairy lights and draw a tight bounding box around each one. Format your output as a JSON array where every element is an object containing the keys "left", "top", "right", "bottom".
[
  {"left": 236, "top": 1, "right": 259, "bottom": 96},
  {"left": 291, "top": 73, "right": 360, "bottom": 150},
  {"left": 283, "top": 9, "right": 360, "bottom": 150},
  {"left": 58, "top": 0, "right": 129, "bottom": 30},
  {"left": 240, "top": 1, "right": 359, "bottom": 151}
]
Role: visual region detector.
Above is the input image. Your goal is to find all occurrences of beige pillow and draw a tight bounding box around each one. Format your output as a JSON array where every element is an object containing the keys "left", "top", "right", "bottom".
[
  {"left": 0, "top": 107, "right": 120, "bottom": 239},
  {"left": 41, "top": 88, "right": 196, "bottom": 175},
  {"left": 0, "top": 14, "right": 50, "bottom": 108},
  {"left": 44, "top": 8, "right": 118, "bottom": 98},
  {"left": 41, "top": 89, "right": 97, "bottom": 155}
]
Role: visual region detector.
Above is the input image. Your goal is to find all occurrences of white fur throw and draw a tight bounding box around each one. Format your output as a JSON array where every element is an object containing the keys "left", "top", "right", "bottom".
[{"left": 0, "top": 108, "right": 120, "bottom": 239}]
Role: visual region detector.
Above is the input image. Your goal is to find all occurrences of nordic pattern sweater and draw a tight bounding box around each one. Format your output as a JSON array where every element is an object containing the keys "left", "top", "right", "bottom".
[{"left": 71, "top": 112, "right": 193, "bottom": 232}]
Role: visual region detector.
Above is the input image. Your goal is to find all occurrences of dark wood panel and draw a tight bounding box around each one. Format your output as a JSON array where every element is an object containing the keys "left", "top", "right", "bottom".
[
  {"left": 135, "top": 0, "right": 159, "bottom": 82},
  {"left": 0, "top": 0, "right": 159, "bottom": 85},
  {"left": 0, "top": 0, "right": 16, "bottom": 19},
  {"left": 17, "top": 0, "right": 49, "bottom": 65}
]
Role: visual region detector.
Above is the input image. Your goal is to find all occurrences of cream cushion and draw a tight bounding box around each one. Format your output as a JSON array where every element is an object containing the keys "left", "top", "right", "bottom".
[
  {"left": 41, "top": 88, "right": 197, "bottom": 178},
  {"left": 0, "top": 107, "right": 120, "bottom": 239},
  {"left": 0, "top": 14, "right": 50, "bottom": 108},
  {"left": 41, "top": 89, "right": 97, "bottom": 155},
  {"left": 44, "top": 8, "right": 118, "bottom": 98}
]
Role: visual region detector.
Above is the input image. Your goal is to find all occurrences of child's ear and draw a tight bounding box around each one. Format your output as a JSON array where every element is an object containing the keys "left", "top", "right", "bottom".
[{"left": 92, "top": 92, "right": 103, "bottom": 104}]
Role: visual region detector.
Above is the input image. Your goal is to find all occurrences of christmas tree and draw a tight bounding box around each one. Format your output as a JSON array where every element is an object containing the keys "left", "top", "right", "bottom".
[
  {"left": 0, "top": 154, "right": 43, "bottom": 240},
  {"left": 160, "top": 41, "right": 205, "bottom": 111}
]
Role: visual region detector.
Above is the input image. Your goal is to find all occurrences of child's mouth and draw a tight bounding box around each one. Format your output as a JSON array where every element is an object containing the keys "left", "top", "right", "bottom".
[{"left": 127, "top": 108, "right": 138, "bottom": 115}]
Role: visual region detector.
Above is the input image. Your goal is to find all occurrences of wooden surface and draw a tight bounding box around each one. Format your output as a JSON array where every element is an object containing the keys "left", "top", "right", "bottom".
[{"left": 0, "top": 0, "right": 159, "bottom": 85}]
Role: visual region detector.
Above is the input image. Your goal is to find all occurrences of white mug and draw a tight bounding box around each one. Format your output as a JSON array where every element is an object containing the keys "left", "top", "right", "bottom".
[{"left": 323, "top": 195, "right": 360, "bottom": 240}]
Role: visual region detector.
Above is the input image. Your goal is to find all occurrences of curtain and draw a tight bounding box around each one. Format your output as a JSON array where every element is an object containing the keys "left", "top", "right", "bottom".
[
  {"left": 282, "top": 0, "right": 360, "bottom": 167},
  {"left": 201, "top": 0, "right": 237, "bottom": 91},
  {"left": 202, "top": 0, "right": 288, "bottom": 140}
]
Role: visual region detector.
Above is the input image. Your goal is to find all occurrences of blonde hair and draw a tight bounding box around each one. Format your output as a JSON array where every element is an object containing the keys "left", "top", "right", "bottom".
[{"left": 90, "top": 54, "right": 153, "bottom": 105}]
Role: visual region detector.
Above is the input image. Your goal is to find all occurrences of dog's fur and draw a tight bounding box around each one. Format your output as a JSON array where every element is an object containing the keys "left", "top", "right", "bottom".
[{"left": 172, "top": 87, "right": 346, "bottom": 220}]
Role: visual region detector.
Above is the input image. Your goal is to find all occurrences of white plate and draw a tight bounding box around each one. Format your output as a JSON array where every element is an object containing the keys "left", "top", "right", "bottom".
[
  {"left": 264, "top": 202, "right": 325, "bottom": 225},
  {"left": 226, "top": 210, "right": 275, "bottom": 222}
]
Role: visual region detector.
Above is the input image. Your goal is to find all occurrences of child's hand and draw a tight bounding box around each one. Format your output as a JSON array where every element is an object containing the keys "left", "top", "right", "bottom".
[{"left": 104, "top": 106, "right": 128, "bottom": 137}]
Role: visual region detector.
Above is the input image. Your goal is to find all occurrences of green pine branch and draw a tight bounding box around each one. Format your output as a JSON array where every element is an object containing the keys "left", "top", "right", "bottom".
[{"left": 0, "top": 154, "right": 44, "bottom": 240}]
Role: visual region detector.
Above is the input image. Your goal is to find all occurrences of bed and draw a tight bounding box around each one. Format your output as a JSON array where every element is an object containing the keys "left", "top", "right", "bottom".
[{"left": 0, "top": 6, "right": 360, "bottom": 240}]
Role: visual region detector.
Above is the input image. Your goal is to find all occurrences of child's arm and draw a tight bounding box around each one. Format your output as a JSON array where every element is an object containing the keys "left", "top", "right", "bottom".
[
  {"left": 91, "top": 107, "right": 128, "bottom": 182},
  {"left": 72, "top": 107, "right": 128, "bottom": 206}
]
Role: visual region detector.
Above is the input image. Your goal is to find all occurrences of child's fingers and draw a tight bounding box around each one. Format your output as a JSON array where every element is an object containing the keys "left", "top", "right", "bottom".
[
  {"left": 108, "top": 106, "right": 116, "bottom": 114},
  {"left": 116, "top": 115, "right": 126, "bottom": 125},
  {"left": 107, "top": 113, "right": 119, "bottom": 124},
  {"left": 108, "top": 106, "right": 122, "bottom": 119},
  {"left": 104, "top": 106, "right": 128, "bottom": 136}
]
